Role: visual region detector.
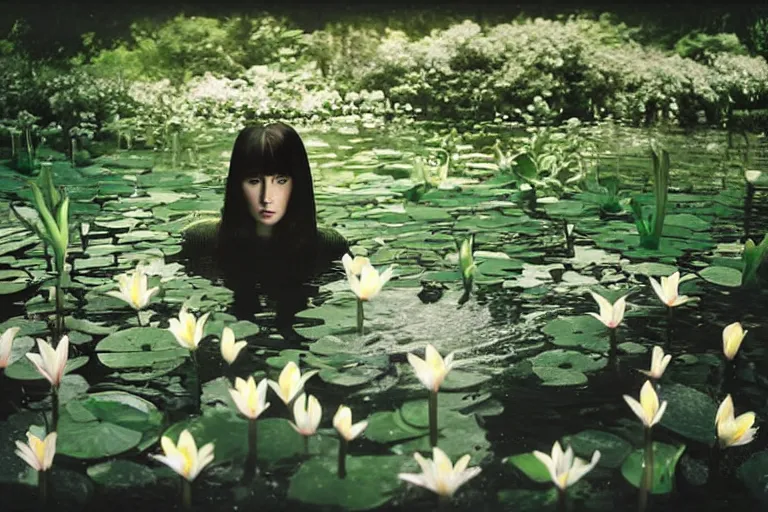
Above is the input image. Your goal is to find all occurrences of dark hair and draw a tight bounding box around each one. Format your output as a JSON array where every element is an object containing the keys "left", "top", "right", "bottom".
[{"left": 218, "top": 123, "right": 318, "bottom": 273}]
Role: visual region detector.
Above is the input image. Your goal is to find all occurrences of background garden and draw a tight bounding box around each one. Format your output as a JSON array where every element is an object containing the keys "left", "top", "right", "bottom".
[{"left": 0, "top": 2, "right": 767, "bottom": 511}]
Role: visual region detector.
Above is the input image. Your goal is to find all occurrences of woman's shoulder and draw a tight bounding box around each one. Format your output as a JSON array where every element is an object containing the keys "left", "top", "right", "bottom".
[
  {"left": 316, "top": 226, "right": 349, "bottom": 260},
  {"left": 180, "top": 217, "right": 222, "bottom": 254}
]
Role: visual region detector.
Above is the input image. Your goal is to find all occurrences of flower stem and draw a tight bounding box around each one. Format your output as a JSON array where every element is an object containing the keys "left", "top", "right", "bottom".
[
  {"left": 708, "top": 441, "right": 722, "bottom": 489},
  {"left": 437, "top": 494, "right": 450, "bottom": 512},
  {"left": 136, "top": 309, "right": 143, "bottom": 327},
  {"left": 51, "top": 387, "right": 59, "bottom": 433},
  {"left": 38, "top": 470, "right": 48, "bottom": 509},
  {"left": 429, "top": 390, "right": 438, "bottom": 448},
  {"left": 304, "top": 435, "right": 310, "bottom": 456},
  {"left": 181, "top": 477, "right": 192, "bottom": 511},
  {"left": 609, "top": 327, "right": 617, "bottom": 348},
  {"left": 243, "top": 418, "right": 258, "bottom": 482},
  {"left": 190, "top": 351, "right": 201, "bottom": 415},
  {"left": 54, "top": 272, "right": 64, "bottom": 344},
  {"left": 638, "top": 427, "right": 654, "bottom": 512},
  {"left": 664, "top": 306, "right": 672, "bottom": 348},
  {"left": 557, "top": 487, "right": 567, "bottom": 512},
  {"left": 338, "top": 437, "right": 348, "bottom": 479},
  {"left": 356, "top": 299, "right": 364, "bottom": 335}
]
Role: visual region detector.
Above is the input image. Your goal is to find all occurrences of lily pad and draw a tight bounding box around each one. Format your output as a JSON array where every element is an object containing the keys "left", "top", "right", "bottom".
[
  {"left": 738, "top": 450, "right": 768, "bottom": 504},
  {"left": 4, "top": 355, "right": 89, "bottom": 381},
  {"left": 698, "top": 266, "right": 743, "bottom": 288},
  {"left": 621, "top": 442, "right": 686, "bottom": 494},
  {"left": 163, "top": 407, "right": 306, "bottom": 467},
  {"left": 95, "top": 327, "right": 188, "bottom": 374},
  {"left": 87, "top": 459, "right": 157, "bottom": 489},
  {"left": 658, "top": 383, "right": 717, "bottom": 445},
  {"left": 561, "top": 430, "right": 632, "bottom": 469},
  {"left": 541, "top": 316, "right": 610, "bottom": 352},
  {"left": 288, "top": 454, "right": 408, "bottom": 511}
]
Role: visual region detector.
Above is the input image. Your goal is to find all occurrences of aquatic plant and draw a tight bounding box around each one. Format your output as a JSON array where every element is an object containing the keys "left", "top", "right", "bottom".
[
  {"left": 26, "top": 336, "right": 69, "bottom": 432},
  {"left": 741, "top": 234, "right": 768, "bottom": 287},
  {"left": 229, "top": 376, "right": 270, "bottom": 480},
  {"left": 290, "top": 393, "right": 322, "bottom": 455},
  {"left": 266, "top": 361, "right": 318, "bottom": 407},
  {"left": 587, "top": 291, "right": 627, "bottom": 347},
  {"left": 623, "top": 380, "right": 668, "bottom": 511},
  {"left": 398, "top": 447, "right": 481, "bottom": 506},
  {"left": 532, "top": 441, "right": 600, "bottom": 512},
  {"left": 106, "top": 264, "right": 160, "bottom": 325},
  {"left": 456, "top": 234, "right": 476, "bottom": 304},
  {"left": 15, "top": 431, "right": 57, "bottom": 507},
  {"left": 722, "top": 322, "right": 747, "bottom": 361},
  {"left": 0, "top": 326, "right": 20, "bottom": 370},
  {"left": 168, "top": 307, "right": 210, "bottom": 413},
  {"left": 630, "top": 141, "right": 670, "bottom": 249},
  {"left": 150, "top": 429, "right": 215, "bottom": 511},
  {"left": 715, "top": 395, "right": 757, "bottom": 449},
  {"left": 341, "top": 253, "right": 395, "bottom": 335},
  {"left": 17, "top": 166, "right": 71, "bottom": 342},
  {"left": 639, "top": 346, "right": 672, "bottom": 381},
  {"left": 333, "top": 405, "right": 368, "bottom": 479},
  {"left": 407, "top": 344, "right": 456, "bottom": 448},
  {"left": 220, "top": 326, "right": 247, "bottom": 366}
]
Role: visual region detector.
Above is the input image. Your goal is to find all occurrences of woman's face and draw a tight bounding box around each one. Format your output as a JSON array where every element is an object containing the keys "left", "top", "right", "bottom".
[{"left": 242, "top": 174, "right": 293, "bottom": 228}]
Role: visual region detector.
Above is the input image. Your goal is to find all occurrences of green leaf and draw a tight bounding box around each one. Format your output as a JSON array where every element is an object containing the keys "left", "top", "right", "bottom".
[
  {"left": 698, "top": 266, "right": 743, "bottom": 287},
  {"left": 288, "top": 454, "right": 410, "bottom": 510},
  {"left": 738, "top": 450, "right": 768, "bottom": 504},
  {"left": 621, "top": 442, "right": 685, "bottom": 494},
  {"left": 658, "top": 383, "right": 717, "bottom": 445},
  {"left": 506, "top": 452, "right": 551, "bottom": 483},
  {"left": 87, "top": 460, "right": 157, "bottom": 489},
  {"left": 561, "top": 430, "right": 632, "bottom": 469}
]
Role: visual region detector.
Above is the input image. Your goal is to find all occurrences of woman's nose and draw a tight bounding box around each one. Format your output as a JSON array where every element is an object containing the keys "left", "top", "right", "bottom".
[{"left": 260, "top": 182, "right": 271, "bottom": 203}]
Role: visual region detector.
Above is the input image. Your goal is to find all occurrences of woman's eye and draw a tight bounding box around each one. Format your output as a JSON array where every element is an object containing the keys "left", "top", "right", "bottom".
[{"left": 247, "top": 178, "right": 260, "bottom": 185}]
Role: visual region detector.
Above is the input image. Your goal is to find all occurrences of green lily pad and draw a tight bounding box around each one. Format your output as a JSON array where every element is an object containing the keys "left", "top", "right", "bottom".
[
  {"left": 738, "top": 450, "right": 768, "bottom": 504},
  {"left": 621, "top": 442, "right": 686, "bottom": 494},
  {"left": 162, "top": 407, "right": 305, "bottom": 467},
  {"left": 365, "top": 411, "right": 430, "bottom": 444},
  {"left": 87, "top": 459, "right": 157, "bottom": 489},
  {"left": 698, "top": 266, "right": 743, "bottom": 288},
  {"left": 505, "top": 452, "right": 551, "bottom": 483},
  {"left": 441, "top": 369, "right": 492, "bottom": 391},
  {"left": 531, "top": 367, "right": 588, "bottom": 386},
  {"left": 561, "top": 430, "right": 632, "bottom": 469},
  {"left": 541, "top": 316, "right": 610, "bottom": 352},
  {"left": 623, "top": 262, "right": 680, "bottom": 277},
  {"left": 658, "top": 383, "right": 717, "bottom": 445},
  {"left": 95, "top": 327, "right": 188, "bottom": 374},
  {"left": 498, "top": 488, "right": 558, "bottom": 512},
  {"left": 288, "top": 454, "right": 409, "bottom": 511},
  {"left": 57, "top": 391, "right": 163, "bottom": 458},
  {"left": 4, "top": 355, "right": 89, "bottom": 381}
]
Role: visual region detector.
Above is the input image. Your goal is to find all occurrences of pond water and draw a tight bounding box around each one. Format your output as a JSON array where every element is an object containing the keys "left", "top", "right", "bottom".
[{"left": 0, "top": 118, "right": 767, "bottom": 511}]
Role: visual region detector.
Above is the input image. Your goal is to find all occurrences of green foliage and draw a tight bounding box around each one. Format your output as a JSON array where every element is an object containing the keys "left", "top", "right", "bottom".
[
  {"left": 631, "top": 141, "right": 670, "bottom": 250},
  {"left": 741, "top": 235, "right": 768, "bottom": 288},
  {"left": 674, "top": 32, "right": 747, "bottom": 63}
]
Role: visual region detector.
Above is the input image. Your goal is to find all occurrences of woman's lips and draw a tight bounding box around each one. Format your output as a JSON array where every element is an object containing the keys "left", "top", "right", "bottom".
[{"left": 260, "top": 210, "right": 275, "bottom": 218}]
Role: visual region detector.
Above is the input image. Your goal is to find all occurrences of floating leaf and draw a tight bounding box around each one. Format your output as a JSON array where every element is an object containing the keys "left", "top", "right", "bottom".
[
  {"left": 698, "top": 266, "right": 743, "bottom": 288},
  {"left": 658, "top": 383, "right": 716, "bottom": 445},
  {"left": 621, "top": 442, "right": 685, "bottom": 494},
  {"left": 561, "top": 430, "right": 632, "bottom": 469},
  {"left": 87, "top": 460, "right": 157, "bottom": 489},
  {"left": 505, "top": 452, "right": 551, "bottom": 483}
]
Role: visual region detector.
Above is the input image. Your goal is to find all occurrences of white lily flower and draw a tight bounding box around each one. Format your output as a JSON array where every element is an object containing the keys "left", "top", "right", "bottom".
[
  {"left": 716, "top": 395, "right": 758, "bottom": 448},
  {"left": 15, "top": 431, "right": 57, "bottom": 472},
  {"left": 398, "top": 447, "right": 481, "bottom": 497},
  {"left": 267, "top": 361, "right": 318, "bottom": 405},
  {"left": 106, "top": 265, "right": 159, "bottom": 310},
  {"left": 333, "top": 405, "right": 368, "bottom": 441},
  {"left": 533, "top": 441, "right": 600, "bottom": 490},
  {"left": 587, "top": 291, "right": 627, "bottom": 329},
  {"left": 220, "top": 327, "right": 247, "bottom": 365},
  {"left": 342, "top": 254, "right": 394, "bottom": 301},
  {"left": 623, "top": 380, "right": 668, "bottom": 428},
  {"left": 342, "top": 253, "right": 371, "bottom": 277},
  {"left": 290, "top": 393, "right": 322, "bottom": 436},
  {"left": 167, "top": 307, "right": 210, "bottom": 351},
  {"left": 407, "top": 344, "right": 456, "bottom": 392},
  {"left": 649, "top": 271, "right": 692, "bottom": 307},
  {"left": 639, "top": 346, "right": 672, "bottom": 380},
  {"left": 26, "top": 336, "right": 69, "bottom": 388},
  {"left": 229, "top": 376, "right": 270, "bottom": 420},
  {"left": 722, "top": 322, "right": 747, "bottom": 361},
  {"left": 0, "top": 326, "right": 21, "bottom": 368},
  {"left": 151, "top": 429, "right": 214, "bottom": 482}
]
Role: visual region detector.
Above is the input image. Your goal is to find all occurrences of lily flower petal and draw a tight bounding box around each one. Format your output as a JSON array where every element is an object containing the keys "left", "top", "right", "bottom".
[
  {"left": 290, "top": 393, "right": 322, "bottom": 436},
  {"left": 26, "top": 336, "right": 69, "bottom": 388},
  {"left": 267, "top": 361, "right": 318, "bottom": 405},
  {"left": 15, "top": 431, "right": 57, "bottom": 472},
  {"left": 229, "top": 376, "right": 270, "bottom": 420},
  {"left": 407, "top": 344, "right": 456, "bottom": 392},
  {"left": 623, "top": 380, "right": 667, "bottom": 427},
  {"left": 220, "top": 327, "right": 247, "bottom": 365},
  {"left": 722, "top": 322, "right": 747, "bottom": 361},
  {"left": 333, "top": 405, "right": 368, "bottom": 441},
  {"left": 150, "top": 429, "right": 214, "bottom": 482},
  {"left": 398, "top": 447, "right": 481, "bottom": 497},
  {"left": 0, "top": 326, "right": 21, "bottom": 368}
]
